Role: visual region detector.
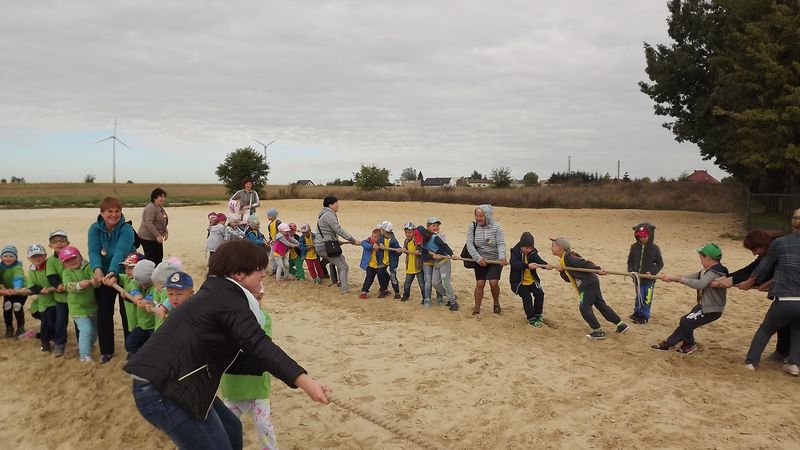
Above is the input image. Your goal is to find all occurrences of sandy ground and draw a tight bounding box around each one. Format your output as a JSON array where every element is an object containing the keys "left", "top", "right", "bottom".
[{"left": 0, "top": 199, "right": 798, "bottom": 449}]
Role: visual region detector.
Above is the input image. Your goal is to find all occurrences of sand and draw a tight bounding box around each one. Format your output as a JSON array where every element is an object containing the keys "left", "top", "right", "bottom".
[{"left": 0, "top": 199, "right": 799, "bottom": 449}]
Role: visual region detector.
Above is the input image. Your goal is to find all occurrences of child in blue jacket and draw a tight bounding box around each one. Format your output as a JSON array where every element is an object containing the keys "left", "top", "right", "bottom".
[
  {"left": 378, "top": 221, "right": 401, "bottom": 299},
  {"left": 359, "top": 227, "right": 390, "bottom": 299},
  {"left": 509, "top": 232, "right": 549, "bottom": 327}
]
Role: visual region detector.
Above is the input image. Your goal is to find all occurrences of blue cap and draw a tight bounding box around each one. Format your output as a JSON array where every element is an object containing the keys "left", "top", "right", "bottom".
[{"left": 164, "top": 271, "right": 193, "bottom": 289}]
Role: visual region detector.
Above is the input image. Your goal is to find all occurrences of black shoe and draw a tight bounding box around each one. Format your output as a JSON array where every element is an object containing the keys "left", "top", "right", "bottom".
[
  {"left": 449, "top": 302, "right": 460, "bottom": 312},
  {"left": 377, "top": 290, "right": 390, "bottom": 299},
  {"left": 41, "top": 343, "right": 52, "bottom": 353},
  {"left": 629, "top": 313, "right": 639, "bottom": 321},
  {"left": 401, "top": 295, "right": 409, "bottom": 302},
  {"left": 393, "top": 293, "right": 401, "bottom": 300},
  {"left": 4, "top": 328, "right": 13, "bottom": 338},
  {"left": 100, "top": 354, "right": 114, "bottom": 364}
]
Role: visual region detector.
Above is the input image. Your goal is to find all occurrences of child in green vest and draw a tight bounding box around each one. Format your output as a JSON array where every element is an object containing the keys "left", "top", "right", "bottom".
[
  {"left": 46, "top": 230, "right": 70, "bottom": 357},
  {"left": 150, "top": 257, "right": 184, "bottom": 329},
  {"left": 126, "top": 259, "right": 157, "bottom": 354},
  {"left": 60, "top": 246, "right": 99, "bottom": 362},
  {"left": 1, "top": 245, "right": 28, "bottom": 337},
  {"left": 19, "top": 245, "right": 57, "bottom": 351},
  {"left": 118, "top": 252, "right": 144, "bottom": 340}
]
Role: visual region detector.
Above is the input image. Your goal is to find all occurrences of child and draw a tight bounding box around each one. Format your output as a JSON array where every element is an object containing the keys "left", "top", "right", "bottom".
[
  {"left": 206, "top": 211, "right": 218, "bottom": 238},
  {"left": 652, "top": 243, "right": 728, "bottom": 355},
  {"left": 46, "top": 230, "right": 70, "bottom": 356},
  {"left": 118, "top": 252, "right": 143, "bottom": 340},
  {"left": 299, "top": 224, "right": 324, "bottom": 284},
  {"left": 273, "top": 223, "right": 300, "bottom": 282},
  {"left": 359, "top": 227, "right": 390, "bottom": 299},
  {"left": 548, "top": 236, "right": 629, "bottom": 339},
  {"left": 626, "top": 223, "right": 664, "bottom": 324},
  {"left": 126, "top": 259, "right": 157, "bottom": 354},
  {"left": 150, "top": 257, "right": 184, "bottom": 330},
  {"left": 265, "top": 208, "right": 281, "bottom": 275},
  {"left": 206, "top": 213, "right": 227, "bottom": 258},
  {"left": 417, "top": 218, "right": 459, "bottom": 311},
  {"left": 287, "top": 223, "right": 306, "bottom": 281},
  {"left": 378, "top": 221, "right": 402, "bottom": 299},
  {"left": 220, "top": 278, "right": 279, "bottom": 450},
  {"left": 245, "top": 215, "right": 268, "bottom": 249},
  {"left": 509, "top": 232, "right": 548, "bottom": 327},
  {"left": 20, "top": 244, "right": 57, "bottom": 351},
  {"left": 60, "top": 246, "right": 99, "bottom": 362},
  {"left": 401, "top": 222, "right": 424, "bottom": 302},
  {"left": 156, "top": 271, "right": 194, "bottom": 319},
  {"left": 224, "top": 216, "right": 246, "bottom": 241},
  {"left": 1, "top": 245, "right": 27, "bottom": 337}
]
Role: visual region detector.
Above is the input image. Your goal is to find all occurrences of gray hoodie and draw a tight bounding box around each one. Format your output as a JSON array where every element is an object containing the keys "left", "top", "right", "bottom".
[
  {"left": 315, "top": 207, "right": 354, "bottom": 243},
  {"left": 681, "top": 263, "right": 729, "bottom": 313},
  {"left": 466, "top": 204, "right": 506, "bottom": 261}
]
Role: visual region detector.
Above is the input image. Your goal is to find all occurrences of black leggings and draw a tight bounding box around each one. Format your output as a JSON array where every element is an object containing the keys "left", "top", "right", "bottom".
[
  {"left": 140, "top": 239, "right": 164, "bottom": 266},
  {"left": 95, "top": 285, "right": 130, "bottom": 355},
  {"left": 665, "top": 304, "right": 722, "bottom": 347}
]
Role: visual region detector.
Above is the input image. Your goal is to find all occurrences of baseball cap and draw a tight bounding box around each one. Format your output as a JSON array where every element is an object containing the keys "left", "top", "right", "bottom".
[
  {"left": 48, "top": 230, "right": 68, "bottom": 240},
  {"left": 426, "top": 216, "right": 441, "bottom": 225},
  {"left": 58, "top": 246, "right": 81, "bottom": 262},
  {"left": 215, "top": 213, "right": 227, "bottom": 223},
  {"left": 380, "top": 221, "right": 393, "bottom": 232},
  {"left": 124, "top": 252, "right": 144, "bottom": 267},
  {"left": 697, "top": 243, "right": 722, "bottom": 260},
  {"left": 549, "top": 236, "right": 571, "bottom": 249},
  {"left": 27, "top": 244, "right": 47, "bottom": 258},
  {"left": 634, "top": 226, "right": 650, "bottom": 238},
  {"left": 164, "top": 271, "right": 194, "bottom": 289},
  {"left": 278, "top": 223, "right": 291, "bottom": 232},
  {"left": 300, "top": 223, "right": 311, "bottom": 232},
  {"left": 208, "top": 211, "right": 217, "bottom": 219},
  {"left": 403, "top": 222, "right": 415, "bottom": 230}
]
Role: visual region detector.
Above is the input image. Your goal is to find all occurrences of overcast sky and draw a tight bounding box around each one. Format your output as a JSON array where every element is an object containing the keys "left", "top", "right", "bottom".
[{"left": 0, "top": 1, "right": 728, "bottom": 184}]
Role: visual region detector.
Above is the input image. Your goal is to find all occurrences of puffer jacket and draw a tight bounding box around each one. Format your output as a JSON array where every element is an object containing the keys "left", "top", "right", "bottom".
[
  {"left": 626, "top": 222, "right": 664, "bottom": 277},
  {"left": 466, "top": 204, "right": 506, "bottom": 261},
  {"left": 123, "top": 277, "right": 306, "bottom": 419}
]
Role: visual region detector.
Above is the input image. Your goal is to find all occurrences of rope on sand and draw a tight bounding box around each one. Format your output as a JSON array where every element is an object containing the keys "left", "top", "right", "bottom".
[{"left": 327, "top": 393, "right": 451, "bottom": 450}]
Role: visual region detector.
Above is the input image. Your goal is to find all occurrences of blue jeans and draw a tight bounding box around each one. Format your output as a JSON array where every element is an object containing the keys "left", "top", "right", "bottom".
[
  {"left": 633, "top": 281, "right": 655, "bottom": 319},
  {"left": 132, "top": 380, "right": 243, "bottom": 450},
  {"left": 73, "top": 315, "right": 97, "bottom": 359},
  {"left": 125, "top": 327, "right": 153, "bottom": 354}
]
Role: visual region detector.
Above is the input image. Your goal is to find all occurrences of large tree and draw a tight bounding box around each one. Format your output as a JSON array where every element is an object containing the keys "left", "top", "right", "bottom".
[
  {"left": 400, "top": 167, "right": 418, "bottom": 181},
  {"left": 215, "top": 147, "right": 269, "bottom": 195},
  {"left": 490, "top": 167, "right": 512, "bottom": 188},
  {"left": 640, "top": 0, "right": 800, "bottom": 192},
  {"left": 354, "top": 164, "right": 391, "bottom": 190}
]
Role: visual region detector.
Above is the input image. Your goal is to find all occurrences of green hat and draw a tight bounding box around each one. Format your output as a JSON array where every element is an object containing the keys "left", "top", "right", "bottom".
[{"left": 697, "top": 243, "right": 722, "bottom": 260}]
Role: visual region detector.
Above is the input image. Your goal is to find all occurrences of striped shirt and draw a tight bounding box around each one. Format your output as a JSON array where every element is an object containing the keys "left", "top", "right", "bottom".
[{"left": 753, "top": 231, "right": 800, "bottom": 299}]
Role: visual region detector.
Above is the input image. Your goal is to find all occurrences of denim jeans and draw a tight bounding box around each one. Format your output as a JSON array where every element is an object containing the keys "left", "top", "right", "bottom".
[
  {"left": 125, "top": 327, "right": 153, "bottom": 354},
  {"left": 132, "top": 380, "right": 243, "bottom": 450},
  {"left": 54, "top": 301, "right": 69, "bottom": 346},
  {"left": 422, "top": 264, "right": 446, "bottom": 302},
  {"left": 402, "top": 272, "right": 425, "bottom": 299},
  {"left": 73, "top": 315, "right": 97, "bottom": 359},
  {"left": 745, "top": 300, "right": 800, "bottom": 366}
]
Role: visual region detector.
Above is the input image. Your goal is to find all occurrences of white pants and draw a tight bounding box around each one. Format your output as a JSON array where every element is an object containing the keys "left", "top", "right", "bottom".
[{"left": 223, "top": 398, "right": 278, "bottom": 450}]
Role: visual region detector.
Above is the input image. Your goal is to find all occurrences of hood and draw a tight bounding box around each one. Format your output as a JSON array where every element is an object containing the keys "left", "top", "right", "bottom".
[
  {"left": 513, "top": 231, "right": 536, "bottom": 251},
  {"left": 476, "top": 204, "right": 494, "bottom": 225},
  {"left": 414, "top": 226, "right": 428, "bottom": 246},
  {"left": 709, "top": 263, "right": 729, "bottom": 277},
  {"left": 632, "top": 222, "right": 656, "bottom": 244}
]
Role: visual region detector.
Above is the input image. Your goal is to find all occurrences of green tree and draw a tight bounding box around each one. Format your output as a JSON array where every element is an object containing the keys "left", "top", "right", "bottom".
[
  {"left": 640, "top": 0, "right": 800, "bottom": 192},
  {"left": 522, "top": 171, "right": 539, "bottom": 186},
  {"left": 215, "top": 147, "right": 269, "bottom": 195},
  {"left": 354, "top": 164, "right": 390, "bottom": 190},
  {"left": 490, "top": 167, "right": 512, "bottom": 188},
  {"left": 469, "top": 170, "right": 484, "bottom": 180},
  {"left": 400, "top": 167, "right": 418, "bottom": 181},
  {"left": 417, "top": 171, "right": 424, "bottom": 181},
  {"left": 84, "top": 174, "right": 96, "bottom": 184}
]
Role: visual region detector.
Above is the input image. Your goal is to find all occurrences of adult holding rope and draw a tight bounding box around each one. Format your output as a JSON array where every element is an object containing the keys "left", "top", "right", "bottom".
[
  {"left": 465, "top": 204, "right": 507, "bottom": 315},
  {"left": 230, "top": 179, "right": 260, "bottom": 221},
  {"left": 138, "top": 187, "right": 169, "bottom": 265},
  {"left": 88, "top": 196, "right": 136, "bottom": 364},
  {"left": 124, "top": 240, "right": 330, "bottom": 449},
  {"left": 739, "top": 210, "right": 800, "bottom": 375},
  {"left": 315, "top": 196, "right": 357, "bottom": 294}
]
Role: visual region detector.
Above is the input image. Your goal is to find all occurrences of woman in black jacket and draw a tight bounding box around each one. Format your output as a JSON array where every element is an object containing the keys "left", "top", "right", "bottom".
[{"left": 124, "top": 240, "right": 329, "bottom": 450}]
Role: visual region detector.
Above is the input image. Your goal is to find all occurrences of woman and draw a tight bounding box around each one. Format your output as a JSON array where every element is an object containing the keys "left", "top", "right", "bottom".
[
  {"left": 230, "top": 179, "right": 260, "bottom": 220},
  {"left": 465, "top": 204, "right": 507, "bottom": 315},
  {"left": 88, "top": 196, "right": 136, "bottom": 364},
  {"left": 314, "top": 196, "right": 357, "bottom": 294},
  {"left": 138, "top": 187, "right": 169, "bottom": 265},
  {"left": 124, "top": 240, "right": 329, "bottom": 449}
]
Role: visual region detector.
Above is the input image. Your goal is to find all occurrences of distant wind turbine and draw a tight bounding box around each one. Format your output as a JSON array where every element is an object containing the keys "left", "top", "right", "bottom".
[
  {"left": 252, "top": 137, "right": 278, "bottom": 166},
  {"left": 96, "top": 119, "right": 129, "bottom": 184}
]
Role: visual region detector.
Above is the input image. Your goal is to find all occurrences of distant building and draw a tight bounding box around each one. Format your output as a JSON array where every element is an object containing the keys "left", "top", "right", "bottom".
[
  {"left": 422, "top": 177, "right": 458, "bottom": 188},
  {"left": 396, "top": 179, "right": 421, "bottom": 188},
  {"left": 687, "top": 170, "right": 720, "bottom": 184},
  {"left": 295, "top": 179, "right": 315, "bottom": 186},
  {"left": 467, "top": 178, "right": 491, "bottom": 188}
]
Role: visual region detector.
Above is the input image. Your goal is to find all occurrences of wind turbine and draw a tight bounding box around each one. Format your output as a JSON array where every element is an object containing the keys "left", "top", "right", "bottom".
[
  {"left": 252, "top": 137, "right": 278, "bottom": 166},
  {"left": 96, "top": 119, "right": 129, "bottom": 184}
]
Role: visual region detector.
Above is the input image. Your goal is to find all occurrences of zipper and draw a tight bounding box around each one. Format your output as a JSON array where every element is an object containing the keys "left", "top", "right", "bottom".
[
  {"left": 638, "top": 245, "right": 645, "bottom": 273},
  {"left": 178, "top": 364, "right": 208, "bottom": 381},
  {"left": 203, "top": 349, "right": 243, "bottom": 419}
]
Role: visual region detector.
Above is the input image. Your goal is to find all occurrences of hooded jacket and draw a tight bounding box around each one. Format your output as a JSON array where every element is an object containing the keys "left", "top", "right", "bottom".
[
  {"left": 88, "top": 214, "right": 136, "bottom": 275},
  {"left": 466, "top": 204, "right": 506, "bottom": 261},
  {"left": 626, "top": 222, "right": 664, "bottom": 278},
  {"left": 681, "top": 263, "right": 729, "bottom": 313},
  {"left": 509, "top": 233, "right": 548, "bottom": 294}
]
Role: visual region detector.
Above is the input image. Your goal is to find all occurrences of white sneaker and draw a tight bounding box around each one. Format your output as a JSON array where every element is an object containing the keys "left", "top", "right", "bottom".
[
  {"left": 744, "top": 363, "right": 755, "bottom": 371},
  {"left": 782, "top": 364, "right": 799, "bottom": 376},
  {"left": 80, "top": 356, "right": 94, "bottom": 363}
]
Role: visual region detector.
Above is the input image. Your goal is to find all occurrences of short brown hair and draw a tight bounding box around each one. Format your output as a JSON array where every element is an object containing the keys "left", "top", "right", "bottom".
[
  {"left": 99, "top": 196, "right": 123, "bottom": 212},
  {"left": 207, "top": 240, "right": 268, "bottom": 277},
  {"left": 743, "top": 229, "right": 784, "bottom": 251}
]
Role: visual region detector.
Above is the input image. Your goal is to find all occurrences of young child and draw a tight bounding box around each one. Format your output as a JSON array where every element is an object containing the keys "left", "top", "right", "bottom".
[
  {"left": 245, "top": 215, "right": 268, "bottom": 249},
  {"left": 150, "top": 257, "right": 184, "bottom": 330},
  {"left": 548, "top": 236, "right": 629, "bottom": 339},
  {"left": 652, "top": 243, "right": 728, "bottom": 355},
  {"left": 224, "top": 215, "right": 246, "bottom": 241},
  {"left": 118, "top": 252, "right": 143, "bottom": 340},
  {"left": 156, "top": 271, "right": 194, "bottom": 320},
  {"left": 1, "top": 245, "right": 27, "bottom": 337},
  {"left": 220, "top": 278, "right": 279, "bottom": 450},
  {"left": 60, "top": 246, "right": 99, "bottom": 362},
  {"left": 401, "top": 222, "right": 424, "bottom": 302},
  {"left": 287, "top": 223, "right": 306, "bottom": 281},
  {"left": 417, "top": 218, "right": 459, "bottom": 311},
  {"left": 378, "top": 221, "right": 402, "bottom": 299},
  {"left": 273, "top": 223, "right": 300, "bottom": 282},
  {"left": 19, "top": 245, "right": 57, "bottom": 350},
  {"left": 206, "top": 211, "right": 218, "bottom": 238},
  {"left": 265, "top": 208, "right": 281, "bottom": 275},
  {"left": 626, "top": 222, "right": 664, "bottom": 324},
  {"left": 126, "top": 259, "right": 157, "bottom": 354},
  {"left": 509, "top": 232, "right": 548, "bottom": 327},
  {"left": 46, "top": 230, "right": 70, "bottom": 356},
  {"left": 206, "top": 213, "right": 227, "bottom": 258},
  {"left": 299, "top": 224, "right": 324, "bottom": 284},
  {"left": 359, "top": 227, "right": 390, "bottom": 299}
]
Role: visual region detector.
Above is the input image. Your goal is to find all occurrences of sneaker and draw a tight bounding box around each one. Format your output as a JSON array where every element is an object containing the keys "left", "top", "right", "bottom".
[
  {"left": 100, "top": 354, "right": 113, "bottom": 364},
  {"left": 782, "top": 364, "right": 800, "bottom": 376},
  {"left": 393, "top": 293, "right": 401, "bottom": 300},
  {"left": 54, "top": 345, "right": 65, "bottom": 357},
  {"left": 529, "top": 315, "right": 545, "bottom": 327},
  {"left": 586, "top": 330, "right": 606, "bottom": 340},
  {"left": 651, "top": 341, "right": 671, "bottom": 351},
  {"left": 40, "top": 343, "right": 52, "bottom": 353},
  {"left": 80, "top": 356, "right": 94, "bottom": 363},
  {"left": 359, "top": 292, "right": 367, "bottom": 300},
  {"left": 616, "top": 323, "right": 630, "bottom": 334},
  {"left": 744, "top": 363, "right": 755, "bottom": 371},
  {"left": 4, "top": 328, "right": 13, "bottom": 338},
  {"left": 629, "top": 313, "right": 639, "bottom": 321},
  {"left": 401, "top": 295, "right": 409, "bottom": 302},
  {"left": 493, "top": 305, "right": 502, "bottom": 314},
  {"left": 422, "top": 299, "right": 432, "bottom": 308},
  {"left": 676, "top": 343, "right": 697, "bottom": 355},
  {"left": 420, "top": 299, "right": 426, "bottom": 305},
  {"left": 437, "top": 298, "right": 445, "bottom": 306},
  {"left": 449, "top": 302, "right": 460, "bottom": 312},
  {"left": 377, "top": 290, "right": 390, "bottom": 299}
]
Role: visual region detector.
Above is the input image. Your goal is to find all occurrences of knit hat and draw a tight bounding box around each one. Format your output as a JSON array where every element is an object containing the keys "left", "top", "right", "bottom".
[
  {"left": 152, "top": 258, "right": 184, "bottom": 286},
  {"left": 518, "top": 232, "right": 535, "bottom": 248},
  {"left": 48, "top": 230, "right": 68, "bottom": 240},
  {"left": 247, "top": 215, "right": 260, "bottom": 226},
  {"left": 123, "top": 252, "right": 145, "bottom": 267},
  {"left": 697, "top": 243, "right": 722, "bottom": 260},
  {"left": 278, "top": 222, "right": 291, "bottom": 232},
  {"left": 27, "top": 244, "right": 47, "bottom": 258},
  {"left": 266, "top": 208, "right": 278, "bottom": 219},
  {"left": 133, "top": 260, "right": 156, "bottom": 285},
  {"left": 549, "top": 236, "right": 571, "bottom": 250},
  {"left": 1, "top": 245, "right": 18, "bottom": 259},
  {"left": 380, "top": 221, "right": 393, "bottom": 232},
  {"left": 300, "top": 223, "right": 311, "bottom": 232},
  {"left": 58, "top": 246, "right": 80, "bottom": 262},
  {"left": 164, "top": 271, "right": 193, "bottom": 289}
]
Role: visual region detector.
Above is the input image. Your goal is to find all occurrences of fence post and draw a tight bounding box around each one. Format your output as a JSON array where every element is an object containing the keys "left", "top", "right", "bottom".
[{"left": 744, "top": 188, "right": 751, "bottom": 229}]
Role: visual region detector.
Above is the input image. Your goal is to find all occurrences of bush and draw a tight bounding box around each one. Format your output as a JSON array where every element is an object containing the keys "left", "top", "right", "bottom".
[
  {"left": 490, "top": 167, "right": 512, "bottom": 188},
  {"left": 353, "top": 164, "right": 390, "bottom": 191},
  {"left": 522, "top": 172, "right": 539, "bottom": 187}
]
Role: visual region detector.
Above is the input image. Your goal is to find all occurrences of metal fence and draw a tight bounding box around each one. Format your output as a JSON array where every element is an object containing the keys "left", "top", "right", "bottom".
[{"left": 745, "top": 189, "right": 800, "bottom": 230}]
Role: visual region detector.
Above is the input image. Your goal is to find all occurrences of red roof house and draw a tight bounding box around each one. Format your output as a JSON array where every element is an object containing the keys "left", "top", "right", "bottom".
[{"left": 687, "top": 170, "right": 720, "bottom": 184}]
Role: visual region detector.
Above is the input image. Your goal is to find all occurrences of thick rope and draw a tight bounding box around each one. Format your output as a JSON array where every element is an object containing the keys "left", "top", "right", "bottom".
[
  {"left": 631, "top": 272, "right": 644, "bottom": 311},
  {"left": 327, "top": 392, "right": 451, "bottom": 450}
]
